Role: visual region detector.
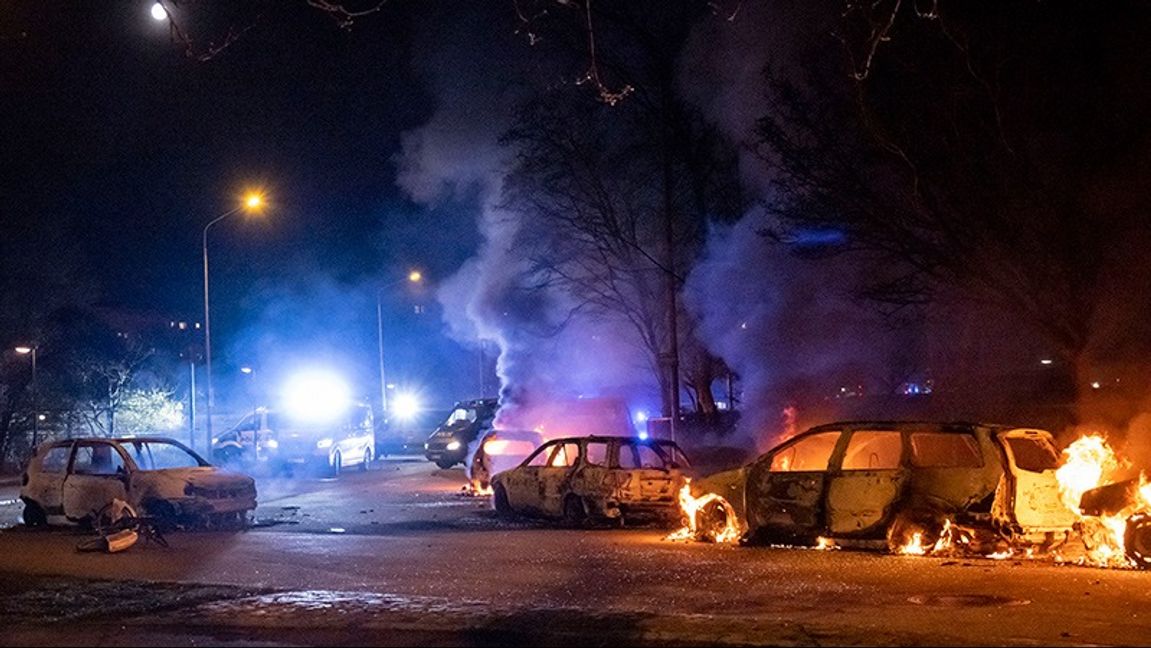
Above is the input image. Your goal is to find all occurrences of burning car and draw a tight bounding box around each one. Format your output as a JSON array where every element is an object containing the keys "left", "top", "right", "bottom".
[
  {"left": 491, "top": 435, "right": 691, "bottom": 526},
  {"left": 684, "top": 421, "right": 1078, "bottom": 553},
  {"left": 20, "top": 437, "right": 257, "bottom": 528}
]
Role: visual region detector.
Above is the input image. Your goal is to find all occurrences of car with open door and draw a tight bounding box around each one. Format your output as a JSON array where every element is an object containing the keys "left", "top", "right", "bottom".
[
  {"left": 702, "top": 421, "right": 1077, "bottom": 553},
  {"left": 20, "top": 437, "right": 256, "bottom": 529}
]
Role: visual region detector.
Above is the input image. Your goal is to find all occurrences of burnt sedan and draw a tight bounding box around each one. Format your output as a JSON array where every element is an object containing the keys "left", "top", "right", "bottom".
[
  {"left": 491, "top": 436, "right": 690, "bottom": 526},
  {"left": 20, "top": 437, "right": 257, "bottom": 529},
  {"left": 695, "top": 421, "right": 1077, "bottom": 553}
]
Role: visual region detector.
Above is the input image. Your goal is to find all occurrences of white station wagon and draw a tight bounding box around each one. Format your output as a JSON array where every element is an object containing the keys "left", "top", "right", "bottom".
[{"left": 20, "top": 437, "right": 257, "bottom": 528}]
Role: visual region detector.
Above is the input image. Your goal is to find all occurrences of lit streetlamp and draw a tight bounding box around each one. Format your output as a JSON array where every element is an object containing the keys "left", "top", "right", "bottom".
[
  {"left": 377, "top": 270, "right": 423, "bottom": 416},
  {"left": 202, "top": 191, "right": 265, "bottom": 448},
  {"left": 14, "top": 345, "right": 38, "bottom": 448}
]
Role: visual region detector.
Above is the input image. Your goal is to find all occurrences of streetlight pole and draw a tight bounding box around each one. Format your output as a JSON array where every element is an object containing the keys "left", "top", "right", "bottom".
[
  {"left": 377, "top": 270, "right": 423, "bottom": 418},
  {"left": 14, "top": 346, "right": 38, "bottom": 448},
  {"left": 201, "top": 192, "right": 264, "bottom": 449}
]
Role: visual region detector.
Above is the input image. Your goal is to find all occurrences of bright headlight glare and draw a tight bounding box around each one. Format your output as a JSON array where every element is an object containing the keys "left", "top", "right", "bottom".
[
  {"left": 446, "top": 440, "right": 461, "bottom": 451},
  {"left": 265, "top": 439, "right": 279, "bottom": 449},
  {"left": 316, "top": 438, "right": 334, "bottom": 449}
]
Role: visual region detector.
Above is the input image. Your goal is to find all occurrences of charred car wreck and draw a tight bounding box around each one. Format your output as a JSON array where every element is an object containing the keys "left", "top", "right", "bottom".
[
  {"left": 492, "top": 435, "right": 691, "bottom": 526},
  {"left": 21, "top": 437, "right": 257, "bottom": 529},
  {"left": 695, "top": 421, "right": 1077, "bottom": 554}
]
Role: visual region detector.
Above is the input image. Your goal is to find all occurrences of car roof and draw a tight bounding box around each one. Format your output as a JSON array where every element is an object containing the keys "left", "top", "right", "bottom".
[
  {"left": 42, "top": 436, "right": 188, "bottom": 447},
  {"left": 539, "top": 435, "right": 681, "bottom": 445},
  {"left": 803, "top": 421, "right": 1040, "bottom": 434}
]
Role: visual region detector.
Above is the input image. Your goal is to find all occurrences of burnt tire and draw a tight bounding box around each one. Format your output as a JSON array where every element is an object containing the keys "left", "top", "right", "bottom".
[
  {"left": 142, "top": 500, "right": 180, "bottom": 532},
  {"left": 493, "top": 485, "right": 512, "bottom": 515},
  {"left": 562, "top": 495, "right": 587, "bottom": 528},
  {"left": 885, "top": 509, "right": 945, "bottom": 555},
  {"left": 1124, "top": 514, "right": 1151, "bottom": 568},
  {"left": 20, "top": 499, "right": 47, "bottom": 527}
]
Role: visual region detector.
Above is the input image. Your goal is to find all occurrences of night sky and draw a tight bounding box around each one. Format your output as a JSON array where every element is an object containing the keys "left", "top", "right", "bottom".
[
  {"left": 4, "top": 1, "right": 1151, "bottom": 440},
  {"left": 1, "top": 2, "right": 523, "bottom": 405}
]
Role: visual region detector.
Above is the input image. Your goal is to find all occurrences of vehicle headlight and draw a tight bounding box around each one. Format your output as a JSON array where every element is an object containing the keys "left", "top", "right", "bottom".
[
  {"left": 211, "top": 437, "right": 219, "bottom": 445},
  {"left": 316, "top": 438, "right": 334, "bottom": 449},
  {"left": 446, "top": 440, "right": 462, "bottom": 451},
  {"left": 264, "top": 439, "right": 279, "bottom": 449}
]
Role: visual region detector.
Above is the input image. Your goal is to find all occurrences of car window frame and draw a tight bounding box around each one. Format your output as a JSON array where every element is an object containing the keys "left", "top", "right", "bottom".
[
  {"left": 838, "top": 429, "right": 906, "bottom": 471},
  {"left": 69, "top": 441, "right": 131, "bottom": 477},
  {"left": 767, "top": 430, "right": 843, "bottom": 473},
  {"left": 38, "top": 442, "right": 75, "bottom": 475},
  {"left": 523, "top": 441, "right": 559, "bottom": 468}
]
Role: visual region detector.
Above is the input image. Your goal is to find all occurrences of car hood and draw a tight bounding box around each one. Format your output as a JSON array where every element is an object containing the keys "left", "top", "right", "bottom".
[{"left": 141, "top": 467, "right": 254, "bottom": 487}]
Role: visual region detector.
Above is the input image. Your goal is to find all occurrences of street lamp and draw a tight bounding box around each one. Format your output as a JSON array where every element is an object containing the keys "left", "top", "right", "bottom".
[
  {"left": 377, "top": 270, "right": 423, "bottom": 417},
  {"left": 202, "top": 191, "right": 265, "bottom": 448},
  {"left": 14, "top": 345, "right": 38, "bottom": 448}
]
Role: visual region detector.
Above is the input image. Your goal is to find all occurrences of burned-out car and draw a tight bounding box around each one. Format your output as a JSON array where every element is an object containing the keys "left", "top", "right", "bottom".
[
  {"left": 491, "top": 436, "right": 691, "bottom": 525},
  {"left": 20, "top": 437, "right": 257, "bottom": 528},
  {"left": 698, "top": 421, "right": 1077, "bottom": 552}
]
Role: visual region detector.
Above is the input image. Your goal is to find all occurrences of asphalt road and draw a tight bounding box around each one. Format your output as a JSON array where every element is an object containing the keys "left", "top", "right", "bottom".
[{"left": 1, "top": 459, "right": 1150, "bottom": 646}]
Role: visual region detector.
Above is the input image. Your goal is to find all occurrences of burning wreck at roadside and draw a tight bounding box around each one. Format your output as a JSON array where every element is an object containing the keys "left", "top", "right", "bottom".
[{"left": 664, "top": 420, "right": 1151, "bottom": 569}]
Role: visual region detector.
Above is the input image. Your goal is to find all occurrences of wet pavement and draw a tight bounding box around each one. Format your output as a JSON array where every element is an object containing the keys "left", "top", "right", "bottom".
[{"left": 2, "top": 460, "right": 1151, "bottom": 645}]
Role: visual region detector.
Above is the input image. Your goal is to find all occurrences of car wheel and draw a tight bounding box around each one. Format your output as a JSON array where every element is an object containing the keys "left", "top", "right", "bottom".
[
  {"left": 435, "top": 459, "right": 456, "bottom": 470},
  {"left": 330, "top": 451, "right": 343, "bottom": 477},
  {"left": 493, "top": 485, "right": 512, "bottom": 515},
  {"left": 142, "top": 499, "right": 179, "bottom": 532},
  {"left": 885, "top": 509, "right": 945, "bottom": 555},
  {"left": 360, "top": 447, "right": 372, "bottom": 472},
  {"left": 562, "top": 494, "right": 587, "bottom": 528},
  {"left": 20, "top": 499, "right": 47, "bottom": 527},
  {"left": 1125, "top": 514, "right": 1151, "bottom": 568}
]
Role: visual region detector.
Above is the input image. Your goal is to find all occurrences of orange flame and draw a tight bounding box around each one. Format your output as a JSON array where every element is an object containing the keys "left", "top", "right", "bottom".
[
  {"left": 665, "top": 479, "right": 740, "bottom": 544},
  {"left": 1053, "top": 435, "right": 1145, "bottom": 568}
]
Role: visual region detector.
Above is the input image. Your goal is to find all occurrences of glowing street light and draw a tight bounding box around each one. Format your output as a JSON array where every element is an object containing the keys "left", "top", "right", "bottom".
[
  {"left": 14, "top": 345, "right": 38, "bottom": 448},
  {"left": 202, "top": 190, "right": 267, "bottom": 448},
  {"left": 377, "top": 269, "right": 424, "bottom": 416},
  {"left": 150, "top": 2, "right": 168, "bottom": 21}
]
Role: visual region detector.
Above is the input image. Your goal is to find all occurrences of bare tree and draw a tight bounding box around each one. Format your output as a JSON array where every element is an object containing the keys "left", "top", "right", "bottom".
[
  {"left": 503, "top": 43, "right": 744, "bottom": 420},
  {"left": 755, "top": 1, "right": 1151, "bottom": 401}
]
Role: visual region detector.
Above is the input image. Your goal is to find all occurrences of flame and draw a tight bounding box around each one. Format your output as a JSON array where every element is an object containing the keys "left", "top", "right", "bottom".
[
  {"left": 665, "top": 479, "right": 740, "bottom": 544},
  {"left": 896, "top": 518, "right": 966, "bottom": 556},
  {"left": 898, "top": 532, "right": 928, "bottom": 556},
  {"left": 1053, "top": 435, "right": 1148, "bottom": 568},
  {"left": 815, "top": 536, "right": 836, "bottom": 550},
  {"left": 1055, "top": 435, "right": 1119, "bottom": 513}
]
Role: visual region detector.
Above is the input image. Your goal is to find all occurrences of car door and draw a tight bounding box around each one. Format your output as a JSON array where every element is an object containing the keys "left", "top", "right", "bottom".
[
  {"left": 995, "top": 428, "right": 1078, "bottom": 532},
  {"left": 504, "top": 441, "right": 559, "bottom": 513},
  {"left": 825, "top": 429, "right": 909, "bottom": 536},
  {"left": 537, "top": 441, "right": 581, "bottom": 516},
  {"left": 615, "top": 441, "right": 677, "bottom": 505},
  {"left": 62, "top": 441, "right": 131, "bottom": 522},
  {"left": 25, "top": 443, "right": 74, "bottom": 521},
  {"left": 745, "top": 430, "right": 842, "bottom": 539}
]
